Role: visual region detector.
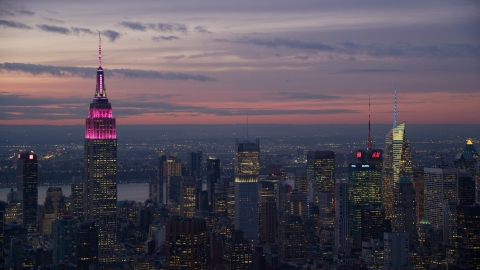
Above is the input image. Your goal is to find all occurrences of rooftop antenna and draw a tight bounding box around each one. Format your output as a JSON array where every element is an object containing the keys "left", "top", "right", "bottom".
[
  {"left": 367, "top": 95, "right": 371, "bottom": 150},
  {"left": 98, "top": 32, "right": 102, "bottom": 68},
  {"left": 393, "top": 85, "right": 397, "bottom": 127}
]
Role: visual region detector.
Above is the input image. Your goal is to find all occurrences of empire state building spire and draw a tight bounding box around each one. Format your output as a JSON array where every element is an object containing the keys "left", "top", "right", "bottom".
[{"left": 95, "top": 33, "right": 106, "bottom": 98}]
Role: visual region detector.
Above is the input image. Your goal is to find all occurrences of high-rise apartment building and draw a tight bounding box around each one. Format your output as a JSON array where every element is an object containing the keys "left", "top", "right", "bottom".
[
  {"left": 16, "top": 152, "right": 38, "bottom": 233},
  {"left": 165, "top": 217, "right": 208, "bottom": 270},
  {"left": 424, "top": 168, "right": 463, "bottom": 230},
  {"left": 84, "top": 39, "right": 118, "bottom": 262},
  {"left": 234, "top": 139, "right": 260, "bottom": 241},
  {"left": 382, "top": 122, "right": 412, "bottom": 220}
]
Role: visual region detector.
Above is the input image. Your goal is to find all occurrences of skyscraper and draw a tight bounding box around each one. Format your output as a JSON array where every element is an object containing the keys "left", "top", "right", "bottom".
[
  {"left": 307, "top": 151, "right": 335, "bottom": 195},
  {"left": 453, "top": 204, "right": 480, "bottom": 269},
  {"left": 348, "top": 163, "right": 382, "bottom": 245},
  {"left": 52, "top": 214, "right": 78, "bottom": 265},
  {"left": 71, "top": 176, "right": 84, "bottom": 220},
  {"left": 334, "top": 178, "right": 349, "bottom": 255},
  {"left": 382, "top": 122, "right": 412, "bottom": 220},
  {"left": 234, "top": 138, "right": 260, "bottom": 241},
  {"left": 206, "top": 157, "right": 220, "bottom": 210},
  {"left": 179, "top": 176, "right": 196, "bottom": 218},
  {"left": 16, "top": 152, "right": 38, "bottom": 233},
  {"left": 454, "top": 139, "right": 478, "bottom": 204},
  {"left": 77, "top": 221, "right": 99, "bottom": 270},
  {"left": 41, "top": 187, "right": 66, "bottom": 235},
  {"left": 163, "top": 156, "right": 182, "bottom": 205},
  {"left": 165, "top": 217, "right": 208, "bottom": 270},
  {"left": 392, "top": 177, "right": 416, "bottom": 249},
  {"left": 84, "top": 38, "right": 118, "bottom": 262},
  {"left": 423, "top": 168, "right": 463, "bottom": 230}
]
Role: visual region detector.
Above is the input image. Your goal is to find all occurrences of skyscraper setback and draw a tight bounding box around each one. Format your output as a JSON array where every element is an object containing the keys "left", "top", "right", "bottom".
[{"left": 84, "top": 37, "right": 118, "bottom": 263}]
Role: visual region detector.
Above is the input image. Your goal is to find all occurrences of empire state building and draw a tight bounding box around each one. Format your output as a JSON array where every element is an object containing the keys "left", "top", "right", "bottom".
[{"left": 84, "top": 37, "right": 118, "bottom": 262}]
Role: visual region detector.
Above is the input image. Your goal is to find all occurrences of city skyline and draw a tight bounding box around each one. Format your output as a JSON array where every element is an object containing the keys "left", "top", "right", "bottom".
[{"left": 1, "top": 0, "right": 479, "bottom": 125}]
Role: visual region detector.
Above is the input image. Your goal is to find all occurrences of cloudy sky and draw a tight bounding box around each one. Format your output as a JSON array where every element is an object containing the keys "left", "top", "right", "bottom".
[{"left": 1, "top": 0, "right": 479, "bottom": 125}]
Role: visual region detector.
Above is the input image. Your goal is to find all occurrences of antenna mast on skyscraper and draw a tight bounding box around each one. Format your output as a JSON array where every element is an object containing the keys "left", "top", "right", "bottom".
[
  {"left": 98, "top": 32, "right": 102, "bottom": 68},
  {"left": 393, "top": 85, "right": 397, "bottom": 127},
  {"left": 367, "top": 95, "right": 371, "bottom": 150}
]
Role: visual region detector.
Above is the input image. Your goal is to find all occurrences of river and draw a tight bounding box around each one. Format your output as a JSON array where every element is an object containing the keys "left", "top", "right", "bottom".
[{"left": 0, "top": 183, "right": 149, "bottom": 204}]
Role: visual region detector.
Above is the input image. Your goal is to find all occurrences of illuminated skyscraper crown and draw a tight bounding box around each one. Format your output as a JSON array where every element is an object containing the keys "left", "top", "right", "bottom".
[{"left": 85, "top": 35, "right": 116, "bottom": 139}]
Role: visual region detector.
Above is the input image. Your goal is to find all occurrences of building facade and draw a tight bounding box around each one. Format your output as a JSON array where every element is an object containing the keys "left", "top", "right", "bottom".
[
  {"left": 84, "top": 40, "right": 118, "bottom": 262},
  {"left": 382, "top": 122, "right": 412, "bottom": 220},
  {"left": 16, "top": 152, "right": 38, "bottom": 233}
]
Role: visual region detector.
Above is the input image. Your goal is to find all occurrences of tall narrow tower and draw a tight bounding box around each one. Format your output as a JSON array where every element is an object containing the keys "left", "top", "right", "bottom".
[
  {"left": 16, "top": 152, "right": 38, "bottom": 233},
  {"left": 382, "top": 88, "right": 412, "bottom": 220},
  {"left": 84, "top": 36, "right": 118, "bottom": 263},
  {"left": 234, "top": 138, "right": 260, "bottom": 241}
]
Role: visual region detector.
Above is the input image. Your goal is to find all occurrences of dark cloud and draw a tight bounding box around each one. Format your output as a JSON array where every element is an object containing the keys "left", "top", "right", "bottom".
[
  {"left": 189, "top": 52, "right": 226, "bottom": 59},
  {"left": 162, "top": 55, "right": 185, "bottom": 60},
  {"left": 46, "top": 10, "right": 59, "bottom": 15},
  {"left": 295, "top": 55, "right": 309, "bottom": 61},
  {"left": 102, "top": 30, "right": 121, "bottom": 41},
  {"left": 0, "top": 9, "right": 15, "bottom": 16},
  {"left": 152, "top": 35, "right": 179, "bottom": 41},
  {"left": 0, "top": 20, "right": 33, "bottom": 30},
  {"left": 194, "top": 26, "right": 212, "bottom": 34},
  {"left": 128, "top": 93, "right": 182, "bottom": 102},
  {"left": 341, "top": 68, "right": 401, "bottom": 73},
  {"left": 36, "top": 24, "right": 70, "bottom": 34},
  {"left": 113, "top": 68, "right": 213, "bottom": 81},
  {"left": 236, "top": 37, "right": 335, "bottom": 51},
  {"left": 151, "top": 23, "right": 188, "bottom": 33},
  {"left": 119, "top": 21, "right": 147, "bottom": 31},
  {"left": 0, "top": 62, "right": 216, "bottom": 82},
  {"left": 0, "top": 94, "right": 85, "bottom": 121},
  {"left": 271, "top": 92, "right": 341, "bottom": 101},
  {"left": 14, "top": 7, "right": 35, "bottom": 16},
  {"left": 43, "top": 17, "right": 65, "bottom": 24},
  {"left": 71, "top": 27, "right": 95, "bottom": 36},
  {"left": 228, "top": 38, "right": 480, "bottom": 59}
]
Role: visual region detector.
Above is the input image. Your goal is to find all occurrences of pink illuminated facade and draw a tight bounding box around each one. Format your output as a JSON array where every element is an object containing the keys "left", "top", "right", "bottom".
[{"left": 84, "top": 36, "right": 119, "bottom": 263}]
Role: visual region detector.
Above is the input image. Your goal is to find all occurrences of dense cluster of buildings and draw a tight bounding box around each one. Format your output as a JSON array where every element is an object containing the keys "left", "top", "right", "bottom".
[{"left": 1, "top": 45, "right": 479, "bottom": 270}]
